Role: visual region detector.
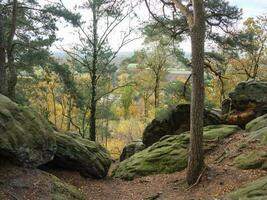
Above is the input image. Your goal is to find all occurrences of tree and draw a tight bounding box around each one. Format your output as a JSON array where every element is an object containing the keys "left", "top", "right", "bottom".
[
  {"left": 146, "top": 44, "right": 168, "bottom": 109},
  {"left": 214, "top": 15, "right": 267, "bottom": 80},
  {"left": 144, "top": 0, "right": 241, "bottom": 185},
  {"left": 62, "top": 0, "right": 137, "bottom": 141},
  {"left": 0, "top": 0, "right": 79, "bottom": 100}
]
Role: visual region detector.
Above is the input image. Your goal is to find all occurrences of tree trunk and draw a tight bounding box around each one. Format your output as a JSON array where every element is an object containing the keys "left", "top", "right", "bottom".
[
  {"left": 89, "top": 0, "right": 98, "bottom": 141},
  {"left": 0, "top": 12, "right": 7, "bottom": 96},
  {"left": 186, "top": 0, "right": 206, "bottom": 185},
  {"left": 7, "top": 0, "right": 18, "bottom": 100},
  {"left": 154, "top": 75, "right": 160, "bottom": 108}
]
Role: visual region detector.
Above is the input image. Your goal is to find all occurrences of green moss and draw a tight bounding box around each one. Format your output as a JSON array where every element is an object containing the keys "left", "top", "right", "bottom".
[
  {"left": 0, "top": 94, "right": 56, "bottom": 167},
  {"left": 52, "top": 132, "right": 111, "bottom": 178},
  {"left": 228, "top": 176, "right": 267, "bottom": 200},
  {"left": 203, "top": 125, "right": 241, "bottom": 140},
  {"left": 246, "top": 114, "right": 267, "bottom": 132},
  {"left": 48, "top": 174, "right": 86, "bottom": 200},
  {"left": 112, "top": 125, "right": 240, "bottom": 180},
  {"left": 233, "top": 151, "right": 267, "bottom": 170}
]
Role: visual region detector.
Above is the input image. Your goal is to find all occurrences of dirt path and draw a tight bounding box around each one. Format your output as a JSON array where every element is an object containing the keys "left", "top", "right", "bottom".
[{"left": 51, "top": 132, "right": 267, "bottom": 200}]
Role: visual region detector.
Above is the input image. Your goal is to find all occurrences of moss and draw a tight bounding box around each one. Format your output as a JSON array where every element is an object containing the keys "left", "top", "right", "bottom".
[
  {"left": 233, "top": 151, "right": 267, "bottom": 170},
  {"left": 113, "top": 125, "right": 240, "bottom": 180},
  {"left": 49, "top": 132, "right": 111, "bottom": 179},
  {"left": 0, "top": 94, "right": 56, "bottom": 167},
  {"left": 50, "top": 174, "right": 86, "bottom": 200},
  {"left": 203, "top": 125, "right": 241, "bottom": 141},
  {"left": 246, "top": 114, "right": 267, "bottom": 132},
  {"left": 227, "top": 176, "right": 267, "bottom": 200}
]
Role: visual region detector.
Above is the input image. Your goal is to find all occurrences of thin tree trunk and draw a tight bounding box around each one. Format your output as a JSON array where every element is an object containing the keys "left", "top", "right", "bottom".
[
  {"left": 89, "top": 0, "right": 98, "bottom": 141},
  {"left": 0, "top": 8, "right": 7, "bottom": 96},
  {"left": 66, "top": 97, "right": 72, "bottom": 131},
  {"left": 7, "top": 0, "right": 18, "bottom": 100},
  {"left": 186, "top": 0, "right": 206, "bottom": 185},
  {"left": 154, "top": 75, "right": 160, "bottom": 108}
]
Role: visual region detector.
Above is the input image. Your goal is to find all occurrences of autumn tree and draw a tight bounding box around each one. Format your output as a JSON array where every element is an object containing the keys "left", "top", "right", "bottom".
[
  {"left": 215, "top": 15, "right": 267, "bottom": 80},
  {"left": 62, "top": 0, "right": 137, "bottom": 141},
  {"left": 144, "top": 0, "right": 241, "bottom": 184}
]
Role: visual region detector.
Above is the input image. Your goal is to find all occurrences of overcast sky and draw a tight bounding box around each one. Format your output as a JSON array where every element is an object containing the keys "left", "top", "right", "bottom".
[{"left": 49, "top": 0, "right": 267, "bottom": 53}]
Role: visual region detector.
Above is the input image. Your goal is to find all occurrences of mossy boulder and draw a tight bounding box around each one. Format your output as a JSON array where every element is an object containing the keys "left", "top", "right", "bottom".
[
  {"left": 120, "top": 140, "right": 146, "bottom": 161},
  {"left": 143, "top": 104, "right": 222, "bottom": 147},
  {"left": 45, "top": 132, "right": 111, "bottom": 179},
  {"left": 0, "top": 160, "right": 85, "bottom": 200},
  {"left": 0, "top": 94, "right": 56, "bottom": 167},
  {"left": 233, "top": 151, "right": 267, "bottom": 170},
  {"left": 233, "top": 115, "right": 267, "bottom": 171},
  {"left": 223, "top": 81, "right": 267, "bottom": 127},
  {"left": 50, "top": 173, "right": 86, "bottom": 200},
  {"left": 227, "top": 176, "right": 267, "bottom": 200},
  {"left": 113, "top": 125, "right": 240, "bottom": 180},
  {"left": 229, "top": 81, "right": 267, "bottom": 111},
  {"left": 246, "top": 114, "right": 267, "bottom": 132},
  {"left": 245, "top": 114, "right": 267, "bottom": 144}
]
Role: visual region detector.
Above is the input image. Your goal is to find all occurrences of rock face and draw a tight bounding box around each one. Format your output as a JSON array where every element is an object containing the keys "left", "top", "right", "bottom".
[
  {"left": 120, "top": 141, "right": 145, "bottom": 161},
  {"left": 45, "top": 132, "right": 112, "bottom": 179},
  {"left": 0, "top": 160, "right": 86, "bottom": 200},
  {"left": 223, "top": 81, "right": 267, "bottom": 127},
  {"left": 0, "top": 94, "right": 56, "bottom": 167},
  {"left": 113, "top": 125, "right": 240, "bottom": 180},
  {"left": 233, "top": 114, "right": 267, "bottom": 171},
  {"left": 227, "top": 176, "right": 267, "bottom": 200},
  {"left": 143, "top": 104, "right": 222, "bottom": 147}
]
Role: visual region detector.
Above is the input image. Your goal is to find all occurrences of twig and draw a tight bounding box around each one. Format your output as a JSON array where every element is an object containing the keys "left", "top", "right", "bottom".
[{"left": 186, "top": 166, "right": 207, "bottom": 191}]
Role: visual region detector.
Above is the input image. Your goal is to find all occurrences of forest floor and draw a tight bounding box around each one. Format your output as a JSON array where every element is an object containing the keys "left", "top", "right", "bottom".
[{"left": 50, "top": 131, "right": 267, "bottom": 200}]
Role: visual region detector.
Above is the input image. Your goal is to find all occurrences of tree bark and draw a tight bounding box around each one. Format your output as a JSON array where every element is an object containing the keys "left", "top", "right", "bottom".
[
  {"left": 154, "top": 75, "right": 160, "bottom": 109},
  {"left": 89, "top": 0, "right": 98, "bottom": 141},
  {"left": 186, "top": 0, "right": 206, "bottom": 185},
  {"left": 0, "top": 10, "right": 7, "bottom": 96},
  {"left": 7, "top": 0, "right": 18, "bottom": 100}
]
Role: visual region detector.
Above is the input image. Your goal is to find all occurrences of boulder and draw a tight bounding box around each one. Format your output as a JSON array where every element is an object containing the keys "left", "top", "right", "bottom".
[
  {"left": 227, "top": 176, "right": 267, "bottom": 200},
  {"left": 224, "top": 81, "right": 267, "bottom": 127},
  {"left": 233, "top": 150, "right": 267, "bottom": 170},
  {"left": 120, "top": 140, "right": 145, "bottom": 161},
  {"left": 233, "top": 115, "right": 267, "bottom": 171},
  {"left": 44, "top": 132, "right": 112, "bottom": 179},
  {"left": 113, "top": 125, "right": 240, "bottom": 180},
  {"left": 0, "top": 160, "right": 86, "bottom": 200},
  {"left": 143, "top": 104, "right": 222, "bottom": 147},
  {"left": 0, "top": 94, "right": 56, "bottom": 167}
]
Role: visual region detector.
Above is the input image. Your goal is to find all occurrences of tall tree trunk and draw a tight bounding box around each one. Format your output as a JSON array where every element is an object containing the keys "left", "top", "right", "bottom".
[
  {"left": 7, "top": 0, "right": 18, "bottom": 100},
  {"left": 89, "top": 0, "right": 98, "bottom": 141},
  {"left": 0, "top": 11, "right": 7, "bottom": 96},
  {"left": 186, "top": 0, "right": 206, "bottom": 185},
  {"left": 66, "top": 97, "right": 72, "bottom": 131},
  {"left": 154, "top": 75, "right": 160, "bottom": 109}
]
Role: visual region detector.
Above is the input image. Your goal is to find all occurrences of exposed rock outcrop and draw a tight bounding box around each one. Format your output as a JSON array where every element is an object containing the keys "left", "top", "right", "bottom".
[
  {"left": 143, "top": 104, "right": 222, "bottom": 147},
  {"left": 0, "top": 94, "right": 56, "bottom": 167},
  {"left": 0, "top": 160, "right": 86, "bottom": 200},
  {"left": 227, "top": 176, "right": 267, "bottom": 200},
  {"left": 233, "top": 114, "right": 267, "bottom": 170},
  {"left": 120, "top": 140, "right": 145, "bottom": 161},
  {"left": 113, "top": 125, "right": 240, "bottom": 180},
  {"left": 44, "top": 132, "right": 112, "bottom": 179},
  {"left": 223, "top": 81, "right": 267, "bottom": 127}
]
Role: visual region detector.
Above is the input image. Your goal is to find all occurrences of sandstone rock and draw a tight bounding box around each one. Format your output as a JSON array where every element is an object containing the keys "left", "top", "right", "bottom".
[
  {"left": 227, "top": 176, "right": 267, "bottom": 200},
  {"left": 0, "top": 160, "right": 86, "bottom": 200},
  {"left": 45, "top": 132, "right": 112, "bottom": 179},
  {"left": 113, "top": 125, "right": 240, "bottom": 180},
  {"left": 143, "top": 104, "right": 222, "bottom": 147},
  {"left": 0, "top": 94, "right": 56, "bottom": 167},
  {"left": 120, "top": 140, "right": 145, "bottom": 161},
  {"left": 224, "top": 81, "right": 267, "bottom": 127}
]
